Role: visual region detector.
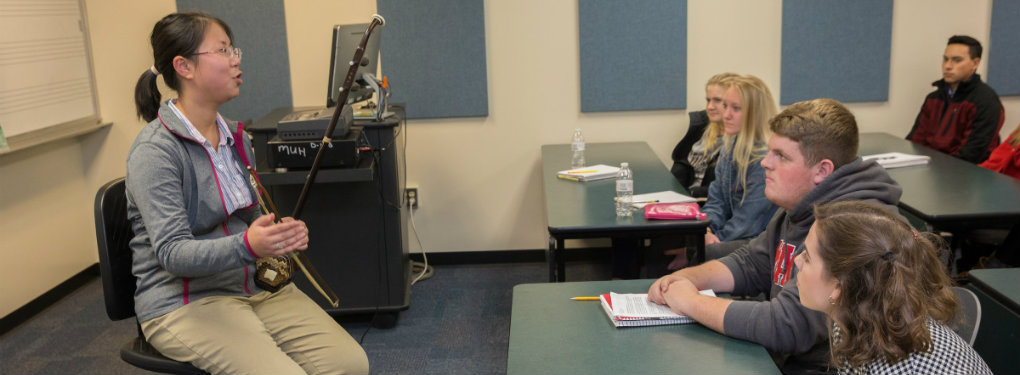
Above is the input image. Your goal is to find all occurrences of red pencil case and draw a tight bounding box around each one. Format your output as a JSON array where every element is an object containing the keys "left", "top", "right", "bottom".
[{"left": 644, "top": 202, "right": 707, "bottom": 220}]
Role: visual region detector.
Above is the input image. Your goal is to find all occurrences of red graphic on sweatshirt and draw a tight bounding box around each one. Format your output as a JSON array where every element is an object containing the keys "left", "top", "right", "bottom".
[{"left": 772, "top": 240, "right": 797, "bottom": 286}]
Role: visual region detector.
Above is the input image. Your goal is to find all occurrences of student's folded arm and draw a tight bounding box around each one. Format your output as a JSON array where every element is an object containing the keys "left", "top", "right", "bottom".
[
  {"left": 672, "top": 285, "right": 731, "bottom": 334},
  {"left": 674, "top": 260, "right": 735, "bottom": 292},
  {"left": 721, "top": 275, "right": 829, "bottom": 354},
  {"left": 959, "top": 96, "right": 1004, "bottom": 163}
]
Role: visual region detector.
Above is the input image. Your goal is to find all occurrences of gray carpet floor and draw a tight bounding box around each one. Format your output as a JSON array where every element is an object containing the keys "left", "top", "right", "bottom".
[{"left": 0, "top": 261, "right": 611, "bottom": 375}]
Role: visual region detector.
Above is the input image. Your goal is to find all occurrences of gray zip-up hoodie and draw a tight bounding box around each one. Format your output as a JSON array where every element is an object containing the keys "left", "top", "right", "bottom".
[
  {"left": 718, "top": 157, "right": 902, "bottom": 374},
  {"left": 126, "top": 101, "right": 263, "bottom": 323}
]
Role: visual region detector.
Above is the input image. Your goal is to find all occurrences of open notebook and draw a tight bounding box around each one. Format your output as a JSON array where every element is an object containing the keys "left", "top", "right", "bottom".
[
  {"left": 629, "top": 190, "right": 697, "bottom": 209},
  {"left": 600, "top": 290, "right": 715, "bottom": 328}
]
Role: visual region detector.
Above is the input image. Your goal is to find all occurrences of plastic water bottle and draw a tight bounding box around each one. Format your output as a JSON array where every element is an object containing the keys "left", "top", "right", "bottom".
[
  {"left": 616, "top": 162, "right": 633, "bottom": 217},
  {"left": 571, "top": 128, "right": 586, "bottom": 168}
]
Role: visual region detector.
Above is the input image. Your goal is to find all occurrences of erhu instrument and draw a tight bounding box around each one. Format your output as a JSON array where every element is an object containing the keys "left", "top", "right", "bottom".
[
  {"left": 293, "top": 13, "right": 385, "bottom": 219},
  {"left": 252, "top": 14, "right": 386, "bottom": 307}
]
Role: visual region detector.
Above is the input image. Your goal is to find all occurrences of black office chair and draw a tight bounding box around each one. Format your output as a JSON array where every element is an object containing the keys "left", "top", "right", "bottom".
[
  {"left": 94, "top": 177, "right": 208, "bottom": 375},
  {"left": 949, "top": 286, "right": 982, "bottom": 346}
]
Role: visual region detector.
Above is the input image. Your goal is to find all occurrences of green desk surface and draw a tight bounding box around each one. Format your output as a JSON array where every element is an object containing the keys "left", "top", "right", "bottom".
[
  {"left": 541, "top": 142, "right": 709, "bottom": 236},
  {"left": 966, "top": 268, "right": 1020, "bottom": 374},
  {"left": 968, "top": 268, "right": 1020, "bottom": 314},
  {"left": 858, "top": 133, "right": 1020, "bottom": 226},
  {"left": 507, "top": 280, "right": 780, "bottom": 375}
]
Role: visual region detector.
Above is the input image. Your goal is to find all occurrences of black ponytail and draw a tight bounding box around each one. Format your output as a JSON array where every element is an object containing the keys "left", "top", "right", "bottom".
[
  {"left": 134, "top": 70, "right": 161, "bottom": 122},
  {"left": 133, "top": 11, "right": 234, "bottom": 123}
]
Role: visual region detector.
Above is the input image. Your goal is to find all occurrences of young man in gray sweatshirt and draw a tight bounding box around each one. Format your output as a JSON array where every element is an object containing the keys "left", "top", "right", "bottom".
[{"left": 648, "top": 98, "right": 903, "bottom": 374}]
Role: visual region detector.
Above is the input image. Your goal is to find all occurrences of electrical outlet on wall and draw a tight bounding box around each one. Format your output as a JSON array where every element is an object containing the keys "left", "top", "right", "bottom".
[{"left": 405, "top": 187, "right": 419, "bottom": 209}]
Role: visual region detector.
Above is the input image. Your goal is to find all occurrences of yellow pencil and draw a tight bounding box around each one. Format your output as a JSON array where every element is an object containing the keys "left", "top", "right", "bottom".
[
  {"left": 567, "top": 170, "right": 597, "bottom": 174},
  {"left": 570, "top": 296, "right": 601, "bottom": 301}
]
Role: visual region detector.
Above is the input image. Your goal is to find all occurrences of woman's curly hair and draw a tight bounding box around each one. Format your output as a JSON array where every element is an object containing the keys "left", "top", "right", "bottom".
[{"left": 812, "top": 201, "right": 957, "bottom": 367}]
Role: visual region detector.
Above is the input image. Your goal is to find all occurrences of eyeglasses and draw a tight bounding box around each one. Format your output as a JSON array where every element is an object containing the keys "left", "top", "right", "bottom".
[{"left": 193, "top": 46, "right": 242, "bottom": 61}]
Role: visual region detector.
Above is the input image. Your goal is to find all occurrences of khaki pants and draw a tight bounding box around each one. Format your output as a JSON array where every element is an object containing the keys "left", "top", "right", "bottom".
[{"left": 141, "top": 284, "right": 369, "bottom": 375}]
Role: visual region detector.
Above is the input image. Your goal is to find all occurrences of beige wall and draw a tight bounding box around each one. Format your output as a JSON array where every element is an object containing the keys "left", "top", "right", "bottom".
[
  {"left": 0, "top": 0, "right": 176, "bottom": 318},
  {"left": 2, "top": 0, "right": 1017, "bottom": 317},
  {"left": 353, "top": 0, "right": 1015, "bottom": 254}
]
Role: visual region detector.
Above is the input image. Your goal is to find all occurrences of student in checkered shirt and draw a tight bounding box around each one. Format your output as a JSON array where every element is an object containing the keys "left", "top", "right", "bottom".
[{"left": 795, "top": 201, "right": 991, "bottom": 374}]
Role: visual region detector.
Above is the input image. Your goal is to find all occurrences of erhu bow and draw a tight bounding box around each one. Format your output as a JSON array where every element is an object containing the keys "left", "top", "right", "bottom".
[
  {"left": 252, "top": 14, "right": 386, "bottom": 308},
  {"left": 294, "top": 13, "right": 385, "bottom": 219}
]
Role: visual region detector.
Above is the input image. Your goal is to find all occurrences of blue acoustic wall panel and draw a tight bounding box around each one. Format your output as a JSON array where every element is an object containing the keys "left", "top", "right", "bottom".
[
  {"left": 987, "top": 0, "right": 1019, "bottom": 96},
  {"left": 176, "top": 0, "right": 293, "bottom": 123},
  {"left": 376, "top": 0, "right": 488, "bottom": 119},
  {"left": 780, "top": 0, "right": 892, "bottom": 105},
  {"left": 579, "top": 0, "right": 687, "bottom": 112}
]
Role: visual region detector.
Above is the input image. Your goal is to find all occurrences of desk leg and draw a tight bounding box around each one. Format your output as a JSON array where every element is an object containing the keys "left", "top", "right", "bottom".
[
  {"left": 998, "top": 224, "right": 1020, "bottom": 266},
  {"left": 556, "top": 238, "right": 566, "bottom": 282},
  {"left": 692, "top": 230, "right": 706, "bottom": 265},
  {"left": 547, "top": 236, "right": 557, "bottom": 282},
  {"left": 545, "top": 237, "right": 567, "bottom": 282}
]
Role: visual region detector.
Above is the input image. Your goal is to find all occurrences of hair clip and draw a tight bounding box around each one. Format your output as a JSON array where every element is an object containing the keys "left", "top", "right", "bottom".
[
  {"left": 881, "top": 251, "right": 894, "bottom": 261},
  {"left": 911, "top": 229, "right": 919, "bottom": 239}
]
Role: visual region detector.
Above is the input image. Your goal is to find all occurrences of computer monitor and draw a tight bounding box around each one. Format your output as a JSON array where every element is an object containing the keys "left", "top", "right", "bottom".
[{"left": 326, "top": 23, "right": 382, "bottom": 108}]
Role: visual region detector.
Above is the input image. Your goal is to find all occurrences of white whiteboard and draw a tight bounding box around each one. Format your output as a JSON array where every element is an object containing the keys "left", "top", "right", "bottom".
[{"left": 0, "top": 0, "right": 99, "bottom": 138}]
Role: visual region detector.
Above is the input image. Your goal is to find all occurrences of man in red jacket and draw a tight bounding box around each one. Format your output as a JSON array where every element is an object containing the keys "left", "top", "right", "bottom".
[{"left": 906, "top": 35, "right": 1004, "bottom": 163}]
